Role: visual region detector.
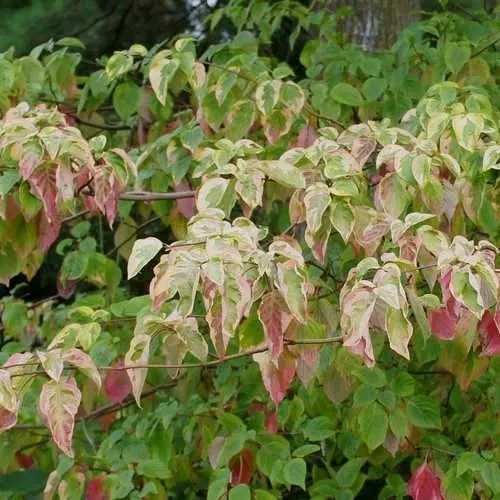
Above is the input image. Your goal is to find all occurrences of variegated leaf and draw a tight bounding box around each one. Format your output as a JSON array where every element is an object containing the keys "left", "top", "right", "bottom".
[{"left": 125, "top": 334, "right": 151, "bottom": 406}]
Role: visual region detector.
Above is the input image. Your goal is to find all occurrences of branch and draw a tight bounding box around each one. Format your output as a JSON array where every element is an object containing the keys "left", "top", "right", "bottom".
[
  {"left": 119, "top": 190, "right": 195, "bottom": 201},
  {"left": 6, "top": 336, "right": 344, "bottom": 376},
  {"left": 71, "top": 115, "right": 132, "bottom": 131},
  {"left": 106, "top": 215, "right": 161, "bottom": 256}
]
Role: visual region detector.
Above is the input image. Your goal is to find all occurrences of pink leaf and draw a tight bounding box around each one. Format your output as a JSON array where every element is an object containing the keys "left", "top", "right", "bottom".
[
  {"left": 478, "top": 310, "right": 500, "bottom": 356},
  {"left": 94, "top": 170, "right": 121, "bottom": 227},
  {"left": 258, "top": 291, "right": 288, "bottom": 359},
  {"left": 253, "top": 350, "right": 297, "bottom": 405},
  {"left": 26, "top": 164, "right": 58, "bottom": 224},
  {"left": 39, "top": 376, "right": 81, "bottom": 458},
  {"left": 103, "top": 361, "right": 132, "bottom": 403},
  {"left": 265, "top": 411, "right": 279, "bottom": 433},
  {"left": 296, "top": 124, "right": 318, "bottom": 148},
  {"left": 428, "top": 307, "right": 457, "bottom": 340},
  {"left": 56, "top": 164, "right": 74, "bottom": 202},
  {"left": 57, "top": 271, "right": 77, "bottom": 299},
  {"left": 0, "top": 407, "right": 16, "bottom": 432},
  {"left": 62, "top": 348, "right": 102, "bottom": 390},
  {"left": 39, "top": 212, "right": 61, "bottom": 252},
  {"left": 86, "top": 476, "right": 109, "bottom": 500},
  {"left": 408, "top": 463, "right": 444, "bottom": 500},
  {"left": 175, "top": 179, "right": 196, "bottom": 219}
]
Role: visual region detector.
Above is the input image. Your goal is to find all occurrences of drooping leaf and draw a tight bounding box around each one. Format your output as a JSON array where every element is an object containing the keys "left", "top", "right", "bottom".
[
  {"left": 103, "top": 361, "right": 133, "bottom": 403},
  {"left": 62, "top": 348, "right": 101, "bottom": 390},
  {"left": 408, "top": 463, "right": 444, "bottom": 500},
  {"left": 39, "top": 377, "right": 81, "bottom": 458},
  {"left": 127, "top": 237, "right": 164, "bottom": 279},
  {"left": 124, "top": 334, "right": 151, "bottom": 406},
  {"left": 258, "top": 291, "right": 289, "bottom": 360}
]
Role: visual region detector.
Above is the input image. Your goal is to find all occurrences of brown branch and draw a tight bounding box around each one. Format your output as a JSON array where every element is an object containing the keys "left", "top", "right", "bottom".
[
  {"left": 119, "top": 190, "right": 195, "bottom": 201},
  {"left": 62, "top": 210, "right": 90, "bottom": 224},
  {"left": 71, "top": 115, "right": 132, "bottom": 131}
]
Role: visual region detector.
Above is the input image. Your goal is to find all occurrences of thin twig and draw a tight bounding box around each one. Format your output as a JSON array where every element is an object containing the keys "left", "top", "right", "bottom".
[
  {"left": 71, "top": 115, "right": 131, "bottom": 131},
  {"left": 62, "top": 210, "right": 90, "bottom": 224},
  {"left": 119, "top": 190, "right": 195, "bottom": 201},
  {"left": 106, "top": 215, "right": 161, "bottom": 256}
]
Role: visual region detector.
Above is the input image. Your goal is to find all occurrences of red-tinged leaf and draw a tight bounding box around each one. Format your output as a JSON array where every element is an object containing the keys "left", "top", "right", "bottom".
[
  {"left": 83, "top": 195, "right": 99, "bottom": 213},
  {"left": 62, "top": 348, "right": 102, "bottom": 390},
  {"left": 408, "top": 463, "right": 444, "bottom": 500},
  {"left": 39, "top": 377, "right": 81, "bottom": 458},
  {"left": 208, "top": 436, "right": 225, "bottom": 469},
  {"left": 86, "top": 475, "right": 109, "bottom": 500},
  {"left": 478, "top": 310, "right": 500, "bottom": 356},
  {"left": 37, "top": 349, "right": 64, "bottom": 382},
  {"left": 230, "top": 448, "right": 255, "bottom": 485},
  {"left": 57, "top": 271, "right": 77, "bottom": 299},
  {"left": 94, "top": 170, "right": 121, "bottom": 227},
  {"left": 103, "top": 361, "right": 132, "bottom": 403},
  {"left": 296, "top": 124, "right": 318, "bottom": 148},
  {"left": 428, "top": 307, "right": 457, "bottom": 340},
  {"left": 19, "top": 152, "right": 42, "bottom": 179},
  {"left": 56, "top": 164, "right": 74, "bottom": 202},
  {"left": 125, "top": 334, "right": 151, "bottom": 406},
  {"left": 253, "top": 350, "right": 297, "bottom": 405},
  {"left": 265, "top": 411, "right": 278, "bottom": 433},
  {"left": 27, "top": 164, "right": 59, "bottom": 223},
  {"left": 39, "top": 212, "right": 62, "bottom": 251},
  {"left": 0, "top": 406, "right": 16, "bottom": 432},
  {"left": 15, "top": 452, "right": 35, "bottom": 469},
  {"left": 175, "top": 179, "right": 196, "bottom": 219},
  {"left": 0, "top": 369, "right": 17, "bottom": 431},
  {"left": 258, "top": 291, "right": 289, "bottom": 359},
  {"left": 196, "top": 107, "right": 212, "bottom": 136}
]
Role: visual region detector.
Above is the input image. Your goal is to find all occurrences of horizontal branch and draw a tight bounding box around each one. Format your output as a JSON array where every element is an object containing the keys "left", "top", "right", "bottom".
[
  {"left": 6, "top": 336, "right": 344, "bottom": 376},
  {"left": 119, "top": 190, "right": 195, "bottom": 201},
  {"left": 72, "top": 115, "right": 132, "bottom": 131}
]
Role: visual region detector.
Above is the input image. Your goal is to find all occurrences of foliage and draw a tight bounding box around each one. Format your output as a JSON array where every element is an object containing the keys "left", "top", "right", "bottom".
[{"left": 0, "top": 3, "right": 499, "bottom": 499}]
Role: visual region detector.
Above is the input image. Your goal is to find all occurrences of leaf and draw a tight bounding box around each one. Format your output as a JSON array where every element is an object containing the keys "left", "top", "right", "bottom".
[
  {"left": 407, "top": 395, "right": 441, "bottom": 429},
  {"left": 0, "top": 171, "right": 20, "bottom": 196},
  {"left": 336, "top": 458, "right": 365, "bottom": 488},
  {"left": 303, "top": 416, "right": 335, "bottom": 441},
  {"left": 37, "top": 349, "right": 64, "bottom": 382},
  {"left": 228, "top": 485, "right": 250, "bottom": 500},
  {"left": 483, "top": 145, "right": 500, "bottom": 171},
  {"left": 197, "top": 177, "right": 230, "bottom": 212},
  {"left": 125, "top": 334, "right": 151, "bottom": 406},
  {"left": 253, "top": 350, "right": 297, "bottom": 405},
  {"left": 358, "top": 402, "right": 388, "bottom": 450},
  {"left": 260, "top": 160, "right": 305, "bottom": 189},
  {"left": 331, "top": 83, "right": 363, "bottom": 106},
  {"left": 149, "top": 58, "right": 180, "bottom": 105},
  {"left": 0, "top": 370, "right": 17, "bottom": 431},
  {"left": 275, "top": 261, "right": 307, "bottom": 322},
  {"left": 304, "top": 183, "right": 331, "bottom": 234},
  {"left": 106, "top": 53, "right": 133, "bottom": 80},
  {"left": 39, "top": 377, "right": 81, "bottom": 458},
  {"left": 283, "top": 458, "right": 306, "bottom": 490},
  {"left": 230, "top": 448, "right": 254, "bottom": 486},
  {"left": 103, "top": 361, "right": 132, "bottom": 403},
  {"left": 385, "top": 307, "right": 413, "bottom": 360},
  {"left": 478, "top": 310, "right": 500, "bottom": 357},
  {"left": 127, "top": 237, "right": 163, "bottom": 279},
  {"left": 362, "top": 77, "right": 387, "bottom": 101},
  {"left": 258, "top": 291, "right": 288, "bottom": 359},
  {"left": 62, "top": 348, "right": 101, "bottom": 390},
  {"left": 255, "top": 80, "right": 282, "bottom": 115},
  {"left": 293, "top": 444, "right": 320, "bottom": 458},
  {"left": 113, "top": 80, "right": 140, "bottom": 120},
  {"left": 444, "top": 42, "right": 470, "bottom": 75},
  {"left": 226, "top": 100, "right": 256, "bottom": 141},
  {"left": 215, "top": 70, "right": 238, "bottom": 105},
  {"left": 451, "top": 113, "right": 483, "bottom": 152},
  {"left": 330, "top": 199, "right": 354, "bottom": 243},
  {"left": 375, "top": 173, "right": 409, "bottom": 217},
  {"left": 235, "top": 168, "right": 264, "bottom": 213},
  {"left": 408, "top": 463, "right": 444, "bottom": 500}
]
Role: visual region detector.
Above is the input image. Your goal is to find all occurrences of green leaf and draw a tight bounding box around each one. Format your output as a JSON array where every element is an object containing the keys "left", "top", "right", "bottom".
[
  {"left": 304, "top": 182, "right": 331, "bottom": 234},
  {"left": 304, "top": 416, "right": 335, "bottom": 441},
  {"left": 229, "top": 485, "right": 251, "bottom": 500},
  {"left": 149, "top": 57, "right": 180, "bottom": 105},
  {"left": 479, "top": 462, "right": 500, "bottom": 493},
  {"left": 331, "top": 83, "right": 363, "bottom": 107},
  {"left": 226, "top": 100, "right": 256, "bottom": 141},
  {"left": 0, "top": 171, "right": 20, "bottom": 196},
  {"left": 218, "top": 431, "right": 248, "bottom": 466},
  {"left": 106, "top": 53, "right": 133, "bottom": 80},
  {"left": 283, "top": 458, "right": 306, "bottom": 490},
  {"left": 389, "top": 408, "right": 409, "bottom": 439},
  {"left": 444, "top": 42, "right": 471, "bottom": 75},
  {"left": 256, "top": 440, "right": 290, "bottom": 477},
  {"left": 358, "top": 402, "right": 388, "bottom": 451},
  {"left": 137, "top": 459, "right": 169, "bottom": 480},
  {"left": 353, "top": 366, "right": 387, "bottom": 388},
  {"left": 0, "top": 469, "right": 49, "bottom": 495},
  {"left": 127, "top": 237, "right": 163, "bottom": 279},
  {"left": 61, "top": 251, "right": 89, "bottom": 281},
  {"left": 113, "top": 80, "right": 140, "bottom": 120},
  {"left": 362, "top": 78, "right": 387, "bottom": 102},
  {"left": 336, "top": 458, "right": 365, "bottom": 488},
  {"left": 293, "top": 444, "right": 320, "bottom": 458},
  {"left": 407, "top": 395, "right": 441, "bottom": 429}
]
